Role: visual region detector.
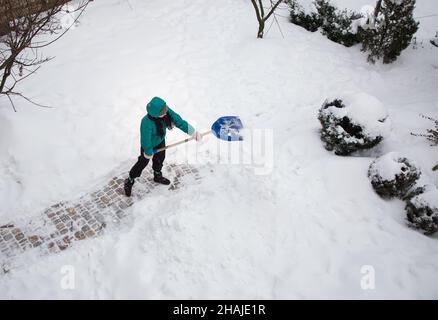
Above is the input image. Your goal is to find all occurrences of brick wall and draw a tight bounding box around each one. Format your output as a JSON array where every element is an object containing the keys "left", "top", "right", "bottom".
[{"left": 0, "top": 0, "right": 70, "bottom": 33}]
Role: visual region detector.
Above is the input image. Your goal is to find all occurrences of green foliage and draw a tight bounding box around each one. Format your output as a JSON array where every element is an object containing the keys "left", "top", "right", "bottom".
[
  {"left": 316, "top": 0, "right": 362, "bottom": 47},
  {"left": 360, "top": 0, "right": 419, "bottom": 64},
  {"left": 288, "top": 0, "right": 321, "bottom": 32},
  {"left": 289, "top": 0, "right": 419, "bottom": 63},
  {"left": 288, "top": 0, "right": 362, "bottom": 47}
]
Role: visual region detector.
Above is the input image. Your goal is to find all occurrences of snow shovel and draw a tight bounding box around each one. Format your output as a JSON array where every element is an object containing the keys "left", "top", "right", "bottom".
[{"left": 154, "top": 116, "right": 244, "bottom": 153}]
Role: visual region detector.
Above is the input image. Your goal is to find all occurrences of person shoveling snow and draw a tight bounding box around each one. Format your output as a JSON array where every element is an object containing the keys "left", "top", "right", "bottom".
[{"left": 124, "top": 97, "right": 203, "bottom": 197}]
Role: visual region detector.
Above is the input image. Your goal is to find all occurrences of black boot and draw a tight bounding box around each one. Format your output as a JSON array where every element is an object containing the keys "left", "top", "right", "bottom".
[
  {"left": 124, "top": 177, "right": 135, "bottom": 197},
  {"left": 153, "top": 171, "right": 170, "bottom": 185}
]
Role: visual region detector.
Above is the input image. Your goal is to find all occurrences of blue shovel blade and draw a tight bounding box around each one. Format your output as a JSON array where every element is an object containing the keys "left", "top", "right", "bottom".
[{"left": 211, "top": 116, "right": 244, "bottom": 141}]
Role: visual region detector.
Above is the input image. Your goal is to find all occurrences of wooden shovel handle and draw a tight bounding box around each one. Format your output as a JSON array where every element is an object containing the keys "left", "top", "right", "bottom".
[{"left": 154, "top": 131, "right": 211, "bottom": 153}]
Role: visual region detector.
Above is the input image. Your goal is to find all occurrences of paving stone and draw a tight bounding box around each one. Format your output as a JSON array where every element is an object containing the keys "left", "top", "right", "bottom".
[
  {"left": 32, "top": 241, "right": 42, "bottom": 248},
  {"left": 47, "top": 242, "right": 57, "bottom": 253},
  {"left": 76, "top": 219, "right": 86, "bottom": 227},
  {"left": 55, "top": 223, "right": 65, "bottom": 231},
  {"left": 50, "top": 231, "right": 60, "bottom": 239},
  {"left": 46, "top": 211, "right": 56, "bottom": 219},
  {"left": 56, "top": 241, "right": 69, "bottom": 251},
  {"left": 70, "top": 214, "right": 80, "bottom": 221},
  {"left": 95, "top": 214, "right": 105, "bottom": 223},
  {"left": 74, "top": 231, "right": 86, "bottom": 240},
  {"left": 28, "top": 235, "right": 39, "bottom": 243},
  {"left": 85, "top": 230, "right": 95, "bottom": 238},
  {"left": 15, "top": 233, "right": 24, "bottom": 241},
  {"left": 18, "top": 240, "right": 30, "bottom": 250}
]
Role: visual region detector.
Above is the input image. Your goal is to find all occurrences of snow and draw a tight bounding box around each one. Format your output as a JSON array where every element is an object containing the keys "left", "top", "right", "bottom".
[
  {"left": 389, "top": 0, "right": 404, "bottom": 5},
  {"left": 350, "top": 5, "right": 376, "bottom": 33},
  {"left": 368, "top": 152, "right": 412, "bottom": 182},
  {"left": 412, "top": 185, "right": 438, "bottom": 210},
  {"left": 1, "top": 0, "right": 438, "bottom": 299}
]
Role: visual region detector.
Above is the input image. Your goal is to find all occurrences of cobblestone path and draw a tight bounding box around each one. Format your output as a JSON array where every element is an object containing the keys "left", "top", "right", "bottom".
[{"left": 0, "top": 163, "right": 201, "bottom": 274}]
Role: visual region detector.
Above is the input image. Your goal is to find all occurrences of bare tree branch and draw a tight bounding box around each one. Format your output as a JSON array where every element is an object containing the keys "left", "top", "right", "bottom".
[
  {"left": 264, "top": 0, "right": 283, "bottom": 22},
  {"left": 0, "top": 0, "right": 91, "bottom": 111},
  {"left": 3, "top": 91, "right": 53, "bottom": 109},
  {"left": 6, "top": 92, "right": 16, "bottom": 112},
  {"left": 250, "top": 0, "right": 284, "bottom": 38},
  {"left": 250, "top": 0, "right": 263, "bottom": 24},
  {"left": 269, "top": 0, "right": 284, "bottom": 38}
]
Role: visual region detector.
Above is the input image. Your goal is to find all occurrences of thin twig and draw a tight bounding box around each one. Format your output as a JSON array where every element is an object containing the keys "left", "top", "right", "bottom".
[
  {"left": 264, "top": 0, "right": 283, "bottom": 22},
  {"left": 6, "top": 92, "right": 16, "bottom": 112},
  {"left": 270, "top": 0, "right": 285, "bottom": 38},
  {"left": 6, "top": 92, "right": 53, "bottom": 108}
]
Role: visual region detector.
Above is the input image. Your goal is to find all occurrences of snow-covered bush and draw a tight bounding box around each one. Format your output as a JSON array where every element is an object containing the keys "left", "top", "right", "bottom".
[
  {"left": 318, "top": 93, "right": 390, "bottom": 156},
  {"left": 404, "top": 185, "right": 438, "bottom": 235},
  {"left": 368, "top": 152, "right": 420, "bottom": 199},
  {"left": 288, "top": 0, "right": 321, "bottom": 32},
  {"left": 360, "top": 0, "right": 419, "bottom": 64},
  {"left": 431, "top": 33, "right": 438, "bottom": 48},
  {"left": 315, "top": 0, "right": 362, "bottom": 47},
  {"left": 288, "top": 0, "right": 362, "bottom": 47}
]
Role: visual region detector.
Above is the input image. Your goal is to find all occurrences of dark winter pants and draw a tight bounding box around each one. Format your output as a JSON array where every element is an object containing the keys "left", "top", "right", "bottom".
[{"left": 129, "top": 140, "right": 166, "bottom": 179}]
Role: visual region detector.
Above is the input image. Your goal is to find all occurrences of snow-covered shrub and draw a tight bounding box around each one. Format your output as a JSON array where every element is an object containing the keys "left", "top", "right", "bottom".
[
  {"left": 288, "top": 0, "right": 362, "bottom": 47},
  {"left": 318, "top": 93, "right": 390, "bottom": 156},
  {"left": 360, "top": 0, "right": 419, "bottom": 64},
  {"left": 315, "top": 0, "right": 362, "bottom": 47},
  {"left": 288, "top": 0, "right": 321, "bottom": 32},
  {"left": 431, "top": 33, "right": 438, "bottom": 48},
  {"left": 368, "top": 152, "right": 420, "bottom": 199},
  {"left": 404, "top": 185, "right": 438, "bottom": 235}
]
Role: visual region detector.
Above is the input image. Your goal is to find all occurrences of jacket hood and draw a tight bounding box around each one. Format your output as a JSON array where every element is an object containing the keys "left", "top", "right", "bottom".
[{"left": 146, "top": 96, "right": 166, "bottom": 117}]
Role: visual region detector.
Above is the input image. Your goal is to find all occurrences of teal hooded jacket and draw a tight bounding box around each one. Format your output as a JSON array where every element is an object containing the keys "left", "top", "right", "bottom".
[{"left": 140, "top": 97, "right": 195, "bottom": 156}]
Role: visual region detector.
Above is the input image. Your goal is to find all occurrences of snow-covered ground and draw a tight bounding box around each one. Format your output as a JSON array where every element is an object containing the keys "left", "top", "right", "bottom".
[{"left": 1, "top": 0, "right": 438, "bottom": 299}]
